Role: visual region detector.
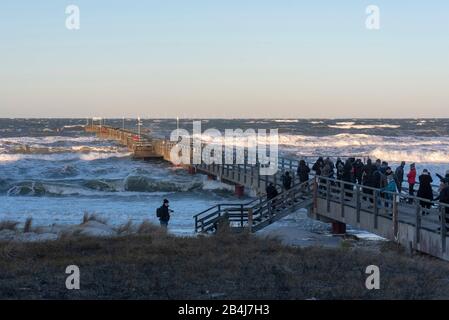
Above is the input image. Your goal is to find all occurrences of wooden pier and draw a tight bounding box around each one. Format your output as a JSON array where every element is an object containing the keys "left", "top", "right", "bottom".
[{"left": 85, "top": 124, "right": 449, "bottom": 262}]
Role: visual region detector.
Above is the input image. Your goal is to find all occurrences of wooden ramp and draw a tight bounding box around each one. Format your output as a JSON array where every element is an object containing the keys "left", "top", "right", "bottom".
[{"left": 193, "top": 181, "right": 313, "bottom": 233}]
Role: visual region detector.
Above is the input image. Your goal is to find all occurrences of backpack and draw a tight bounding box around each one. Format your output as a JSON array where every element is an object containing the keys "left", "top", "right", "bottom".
[{"left": 156, "top": 207, "right": 162, "bottom": 218}]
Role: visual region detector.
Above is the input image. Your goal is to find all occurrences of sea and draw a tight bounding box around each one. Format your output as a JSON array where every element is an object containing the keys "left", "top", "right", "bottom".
[{"left": 1, "top": 118, "right": 449, "bottom": 237}]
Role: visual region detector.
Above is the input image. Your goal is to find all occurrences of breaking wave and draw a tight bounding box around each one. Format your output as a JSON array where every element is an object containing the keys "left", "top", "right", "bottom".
[
  {"left": 278, "top": 134, "right": 449, "bottom": 163},
  {"left": 370, "top": 148, "right": 449, "bottom": 164},
  {"left": 0, "top": 152, "right": 132, "bottom": 163},
  {"left": 327, "top": 122, "right": 401, "bottom": 130},
  {"left": 124, "top": 175, "right": 203, "bottom": 193}
]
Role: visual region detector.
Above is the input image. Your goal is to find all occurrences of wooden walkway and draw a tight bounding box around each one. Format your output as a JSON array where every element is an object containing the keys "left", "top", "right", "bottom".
[{"left": 85, "top": 124, "right": 449, "bottom": 261}]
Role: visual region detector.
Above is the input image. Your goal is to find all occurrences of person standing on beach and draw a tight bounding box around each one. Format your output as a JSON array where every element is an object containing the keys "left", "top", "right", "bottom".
[
  {"left": 407, "top": 163, "right": 417, "bottom": 203},
  {"left": 157, "top": 199, "right": 173, "bottom": 228},
  {"left": 394, "top": 161, "right": 406, "bottom": 193}
]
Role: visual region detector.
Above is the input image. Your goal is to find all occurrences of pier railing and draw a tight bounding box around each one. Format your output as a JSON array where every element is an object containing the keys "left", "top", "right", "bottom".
[{"left": 315, "top": 176, "right": 449, "bottom": 241}]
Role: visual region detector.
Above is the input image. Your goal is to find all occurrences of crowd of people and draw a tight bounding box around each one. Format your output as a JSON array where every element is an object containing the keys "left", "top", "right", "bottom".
[{"left": 272, "top": 157, "right": 449, "bottom": 222}]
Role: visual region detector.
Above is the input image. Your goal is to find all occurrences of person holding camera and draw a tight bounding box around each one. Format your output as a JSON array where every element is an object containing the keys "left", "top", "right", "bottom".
[{"left": 156, "top": 199, "right": 174, "bottom": 228}]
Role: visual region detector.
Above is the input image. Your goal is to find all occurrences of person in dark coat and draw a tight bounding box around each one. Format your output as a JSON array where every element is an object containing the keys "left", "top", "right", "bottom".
[
  {"left": 417, "top": 169, "right": 433, "bottom": 211},
  {"left": 437, "top": 179, "right": 449, "bottom": 230},
  {"left": 312, "top": 157, "right": 324, "bottom": 176},
  {"left": 354, "top": 159, "right": 364, "bottom": 185},
  {"left": 372, "top": 168, "right": 383, "bottom": 190},
  {"left": 325, "top": 157, "right": 335, "bottom": 177},
  {"left": 375, "top": 159, "right": 382, "bottom": 170},
  {"left": 394, "top": 161, "right": 406, "bottom": 193},
  {"left": 158, "top": 199, "right": 173, "bottom": 228},
  {"left": 380, "top": 161, "right": 389, "bottom": 175},
  {"left": 362, "top": 158, "right": 375, "bottom": 202},
  {"left": 342, "top": 159, "right": 354, "bottom": 198},
  {"left": 266, "top": 183, "right": 278, "bottom": 200},
  {"left": 336, "top": 158, "right": 344, "bottom": 180},
  {"left": 362, "top": 159, "right": 374, "bottom": 186},
  {"left": 297, "top": 160, "right": 311, "bottom": 183},
  {"left": 282, "top": 171, "right": 292, "bottom": 190}
]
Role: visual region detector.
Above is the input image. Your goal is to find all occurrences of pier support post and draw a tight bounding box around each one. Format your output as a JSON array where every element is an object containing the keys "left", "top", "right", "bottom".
[
  {"left": 188, "top": 166, "right": 196, "bottom": 175},
  {"left": 331, "top": 221, "right": 346, "bottom": 235},
  {"left": 235, "top": 185, "right": 244, "bottom": 198}
]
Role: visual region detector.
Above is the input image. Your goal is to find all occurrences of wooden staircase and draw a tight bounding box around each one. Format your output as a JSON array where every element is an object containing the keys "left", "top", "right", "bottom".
[{"left": 193, "top": 179, "right": 314, "bottom": 233}]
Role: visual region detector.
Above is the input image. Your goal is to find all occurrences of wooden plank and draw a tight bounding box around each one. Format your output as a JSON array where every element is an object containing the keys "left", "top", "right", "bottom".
[
  {"left": 441, "top": 207, "right": 446, "bottom": 253},
  {"left": 415, "top": 204, "right": 421, "bottom": 245}
]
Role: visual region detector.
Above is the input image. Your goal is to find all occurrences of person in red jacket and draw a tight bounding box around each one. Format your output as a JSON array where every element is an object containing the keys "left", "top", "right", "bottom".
[{"left": 407, "top": 163, "right": 417, "bottom": 203}]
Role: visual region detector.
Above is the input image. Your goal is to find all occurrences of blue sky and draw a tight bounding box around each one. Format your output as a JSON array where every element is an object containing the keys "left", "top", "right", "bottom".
[{"left": 0, "top": 1, "right": 448, "bottom": 118}]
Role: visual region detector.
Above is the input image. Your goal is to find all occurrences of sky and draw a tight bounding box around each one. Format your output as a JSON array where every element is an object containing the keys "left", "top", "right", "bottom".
[{"left": 0, "top": 1, "right": 448, "bottom": 118}]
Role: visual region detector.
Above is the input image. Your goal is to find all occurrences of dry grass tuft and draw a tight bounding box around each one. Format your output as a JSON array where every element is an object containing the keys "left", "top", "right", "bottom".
[
  {"left": 137, "top": 220, "right": 160, "bottom": 235},
  {"left": 23, "top": 217, "right": 33, "bottom": 233},
  {"left": 81, "top": 212, "right": 108, "bottom": 225},
  {"left": 0, "top": 221, "right": 19, "bottom": 232},
  {"left": 116, "top": 220, "right": 134, "bottom": 235}
]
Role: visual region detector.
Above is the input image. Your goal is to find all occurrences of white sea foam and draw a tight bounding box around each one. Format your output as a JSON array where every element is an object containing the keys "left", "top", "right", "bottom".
[
  {"left": 277, "top": 134, "right": 449, "bottom": 164},
  {"left": 0, "top": 152, "right": 132, "bottom": 163},
  {"left": 328, "top": 122, "right": 401, "bottom": 129},
  {"left": 0, "top": 136, "right": 97, "bottom": 145},
  {"left": 273, "top": 119, "right": 299, "bottom": 123}
]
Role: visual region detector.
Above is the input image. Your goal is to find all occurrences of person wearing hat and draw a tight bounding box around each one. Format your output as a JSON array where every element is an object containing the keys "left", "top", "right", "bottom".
[
  {"left": 157, "top": 199, "right": 173, "bottom": 228},
  {"left": 417, "top": 169, "right": 433, "bottom": 212},
  {"left": 407, "top": 163, "right": 417, "bottom": 203}
]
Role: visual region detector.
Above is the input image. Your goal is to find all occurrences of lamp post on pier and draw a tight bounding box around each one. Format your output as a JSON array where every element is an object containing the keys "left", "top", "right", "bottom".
[{"left": 137, "top": 117, "right": 142, "bottom": 142}]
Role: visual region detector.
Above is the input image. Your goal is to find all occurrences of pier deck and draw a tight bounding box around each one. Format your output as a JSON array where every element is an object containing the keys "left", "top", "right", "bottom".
[{"left": 85, "top": 124, "right": 449, "bottom": 261}]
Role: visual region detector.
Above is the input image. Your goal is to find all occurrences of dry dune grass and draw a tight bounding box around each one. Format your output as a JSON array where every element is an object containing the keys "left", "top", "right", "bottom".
[
  {"left": 0, "top": 221, "right": 19, "bottom": 232},
  {"left": 23, "top": 217, "right": 33, "bottom": 233},
  {"left": 1, "top": 224, "right": 449, "bottom": 299},
  {"left": 81, "top": 212, "right": 108, "bottom": 225}
]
